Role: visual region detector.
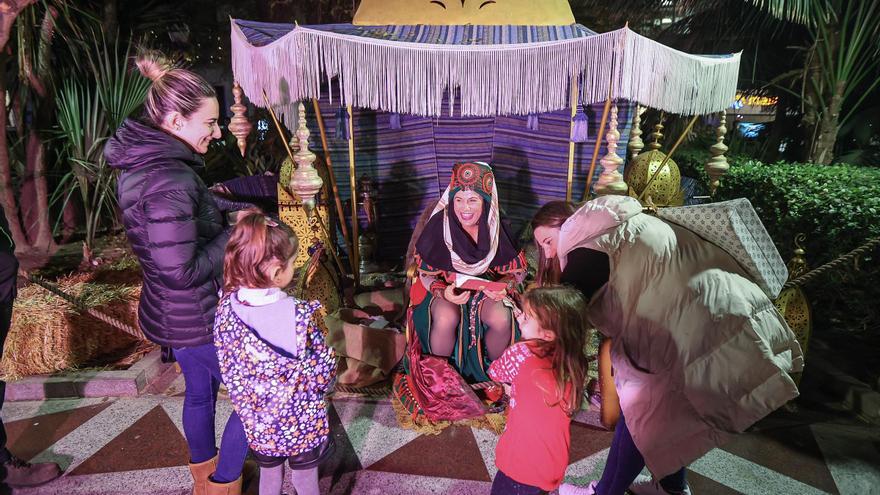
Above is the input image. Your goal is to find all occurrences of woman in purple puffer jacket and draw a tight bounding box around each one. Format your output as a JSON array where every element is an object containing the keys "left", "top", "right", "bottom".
[{"left": 104, "top": 51, "right": 250, "bottom": 495}]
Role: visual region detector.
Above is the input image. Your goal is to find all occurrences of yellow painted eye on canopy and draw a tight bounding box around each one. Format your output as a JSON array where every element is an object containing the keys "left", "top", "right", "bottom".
[{"left": 352, "top": 0, "right": 575, "bottom": 26}]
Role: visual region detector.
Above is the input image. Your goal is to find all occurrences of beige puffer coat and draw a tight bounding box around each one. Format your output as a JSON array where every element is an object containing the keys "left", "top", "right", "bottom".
[{"left": 558, "top": 195, "right": 803, "bottom": 478}]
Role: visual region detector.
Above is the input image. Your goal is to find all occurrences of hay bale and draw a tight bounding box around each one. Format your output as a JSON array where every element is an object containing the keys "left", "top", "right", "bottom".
[{"left": 0, "top": 267, "right": 154, "bottom": 380}]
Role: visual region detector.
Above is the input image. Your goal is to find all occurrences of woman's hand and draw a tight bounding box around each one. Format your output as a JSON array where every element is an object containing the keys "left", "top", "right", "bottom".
[
  {"left": 209, "top": 183, "right": 233, "bottom": 198},
  {"left": 481, "top": 287, "right": 507, "bottom": 302},
  {"left": 443, "top": 285, "right": 470, "bottom": 305}
]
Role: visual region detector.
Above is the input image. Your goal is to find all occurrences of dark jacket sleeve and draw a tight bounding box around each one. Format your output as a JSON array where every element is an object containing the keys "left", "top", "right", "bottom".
[
  {"left": 210, "top": 193, "right": 257, "bottom": 215},
  {"left": 141, "top": 176, "right": 229, "bottom": 291}
]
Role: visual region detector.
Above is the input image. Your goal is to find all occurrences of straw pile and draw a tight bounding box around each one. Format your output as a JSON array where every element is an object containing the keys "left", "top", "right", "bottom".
[{"left": 0, "top": 261, "right": 154, "bottom": 380}]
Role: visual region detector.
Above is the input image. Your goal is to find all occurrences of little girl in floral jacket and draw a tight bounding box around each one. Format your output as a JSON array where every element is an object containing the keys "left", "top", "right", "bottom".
[{"left": 214, "top": 210, "right": 336, "bottom": 495}]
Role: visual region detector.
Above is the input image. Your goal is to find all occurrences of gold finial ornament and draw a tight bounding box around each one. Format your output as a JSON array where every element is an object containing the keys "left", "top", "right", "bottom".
[
  {"left": 228, "top": 82, "right": 253, "bottom": 157},
  {"left": 628, "top": 105, "right": 646, "bottom": 160},
  {"left": 787, "top": 234, "right": 809, "bottom": 278},
  {"left": 289, "top": 103, "right": 324, "bottom": 212},
  {"left": 705, "top": 111, "right": 730, "bottom": 194},
  {"left": 279, "top": 132, "right": 300, "bottom": 187},
  {"left": 647, "top": 114, "right": 664, "bottom": 151},
  {"left": 774, "top": 234, "right": 812, "bottom": 384},
  {"left": 596, "top": 104, "right": 628, "bottom": 195}
]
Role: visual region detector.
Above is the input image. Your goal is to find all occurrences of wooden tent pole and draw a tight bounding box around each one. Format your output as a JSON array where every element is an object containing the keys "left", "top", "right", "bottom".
[
  {"left": 347, "top": 104, "right": 360, "bottom": 288},
  {"left": 566, "top": 77, "right": 579, "bottom": 203},
  {"left": 311, "top": 99, "right": 351, "bottom": 248},
  {"left": 261, "top": 91, "right": 296, "bottom": 162},
  {"left": 584, "top": 87, "right": 613, "bottom": 202}
]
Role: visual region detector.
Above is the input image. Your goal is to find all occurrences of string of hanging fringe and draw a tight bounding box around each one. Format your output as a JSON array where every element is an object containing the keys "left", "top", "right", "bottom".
[{"left": 230, "top": 19, "right": 741, "bottom": 123}]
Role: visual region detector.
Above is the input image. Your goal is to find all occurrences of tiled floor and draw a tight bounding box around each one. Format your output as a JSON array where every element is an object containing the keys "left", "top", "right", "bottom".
[{"left": 3, "top": 366, "right": 880, "bottom": 495}]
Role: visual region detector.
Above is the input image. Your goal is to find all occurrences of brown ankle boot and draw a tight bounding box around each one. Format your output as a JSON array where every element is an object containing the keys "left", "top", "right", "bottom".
[
  {"left": 188, "top": 456, "right": 217, "bottom": 495},
  {"left": 205, "top": 475, "right": 242, "bottom": 495}
]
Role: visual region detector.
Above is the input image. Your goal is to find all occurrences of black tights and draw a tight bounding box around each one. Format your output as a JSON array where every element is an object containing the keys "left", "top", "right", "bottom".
[{"left": 429, "top": 296, "right": 512, "bottom": 361}]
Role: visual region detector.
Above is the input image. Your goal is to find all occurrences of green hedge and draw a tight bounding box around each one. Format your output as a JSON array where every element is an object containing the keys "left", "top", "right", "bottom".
[
  {"left": 706, "top": 158, "right": 880, "bottom": 345},
  {"left": 713, "top": 158, "right": 880, "bottom": 264}
]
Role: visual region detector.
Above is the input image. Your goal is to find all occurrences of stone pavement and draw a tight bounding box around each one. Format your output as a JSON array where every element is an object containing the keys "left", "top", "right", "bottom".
[{"left": 3, "top": 362, "right": 880, "bottom": 495}]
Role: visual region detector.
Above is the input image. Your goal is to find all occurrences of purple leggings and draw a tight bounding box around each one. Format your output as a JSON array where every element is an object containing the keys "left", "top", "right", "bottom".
[
  {"left": 596, "top": 414, "right": 687, "bottom": 495},
  {"left": 175, "top": 343, "right": 249, "bottom": 483}
]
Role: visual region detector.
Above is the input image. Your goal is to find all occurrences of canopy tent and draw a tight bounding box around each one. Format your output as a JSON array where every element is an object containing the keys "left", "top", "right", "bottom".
[
  {"left": 231, "top": 21, "right": 740, "bottom": 121},
  {"left": 228, "top": 15, "right": 741, "bottom": 261}
]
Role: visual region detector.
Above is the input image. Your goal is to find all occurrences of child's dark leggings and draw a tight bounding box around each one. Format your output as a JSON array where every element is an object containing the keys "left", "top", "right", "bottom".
[
  {"left": 596, "top": 413, "right": 687, "bottom": 495},
  {"left": 490, "top": 470, "right": 546, "bottom": 495}
]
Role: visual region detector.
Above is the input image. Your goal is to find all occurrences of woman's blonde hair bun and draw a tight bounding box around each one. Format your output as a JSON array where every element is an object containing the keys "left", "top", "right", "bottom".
[{"left": 135, "top": 49, "right": 174, "bottom": 82}]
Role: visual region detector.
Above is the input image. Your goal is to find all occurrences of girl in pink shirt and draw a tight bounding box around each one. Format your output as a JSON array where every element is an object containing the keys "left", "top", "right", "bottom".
[{"left": 489, "top": 286, "right": 591, "bottom": 494}]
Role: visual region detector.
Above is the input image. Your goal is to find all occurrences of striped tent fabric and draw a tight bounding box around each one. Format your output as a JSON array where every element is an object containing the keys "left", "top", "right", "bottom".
[
  {"left": 303, "top": 86, "right": 631, "bottom": 261},
  {"left": 308, "top": 97, "right": 442, "bottom": 259},
  {"left": 491, "top": 106, "right": 632, "bottom": 237},
  {"left": 235, "top": 21, "right": 596, "bottom": 47},
  {"left": 433, "top": 94, "right": 495, "bottom": 191}
]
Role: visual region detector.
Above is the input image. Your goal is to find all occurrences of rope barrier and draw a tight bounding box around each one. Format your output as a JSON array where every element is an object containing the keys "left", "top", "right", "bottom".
[
  {"left": 332, "top": 382, "right": 391, "bottom": 397},
  {"left": 782, "top": 236, "right": 880, "bottom": 291},
  {"left": 25, "top": 273, "right": 145, "bottom": 341}
]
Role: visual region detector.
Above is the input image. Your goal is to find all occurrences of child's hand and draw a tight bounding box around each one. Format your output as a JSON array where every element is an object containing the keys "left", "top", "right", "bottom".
[
  {"left": 502, "top": 383, "right": 512, "bottom": 396},
  {"left": 210, "top": 183, "right": 232, "bottom": 197}
]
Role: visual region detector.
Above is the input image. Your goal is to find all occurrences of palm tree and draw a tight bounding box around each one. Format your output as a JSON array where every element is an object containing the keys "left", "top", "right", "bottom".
[
  {"left": 570, "top": 0, "right": 880, "bottom": 165},
  {"left": 0, "top": 0, "right": 54, "bottom": 255},
  {"left": 744, "top": 0, "right": 880, "bottom": 164},
  {"left": 0, "top": 0, "right": 190, "bottom": 259},
  {"left": 53, "top": 37, "right": 151, "bottom": 253}
]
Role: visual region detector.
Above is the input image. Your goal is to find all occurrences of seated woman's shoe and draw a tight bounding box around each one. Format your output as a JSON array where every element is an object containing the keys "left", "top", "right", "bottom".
[{"left": 487, "top": 393, "right": 509, "bottom": 414}]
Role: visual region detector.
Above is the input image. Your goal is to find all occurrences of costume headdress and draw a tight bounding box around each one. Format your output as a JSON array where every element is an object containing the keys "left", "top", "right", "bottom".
[{"left": 447, "top": 161, "right": 495, "bottom": 202}]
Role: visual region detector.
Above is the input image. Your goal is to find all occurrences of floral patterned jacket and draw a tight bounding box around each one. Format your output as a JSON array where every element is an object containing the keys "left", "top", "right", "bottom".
[{"left": 214, "top": 294, "right": 336, "bottom": 457}]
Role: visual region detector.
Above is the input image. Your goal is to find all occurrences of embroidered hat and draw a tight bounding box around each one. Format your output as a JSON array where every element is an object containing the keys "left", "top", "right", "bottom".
[{"left": 448, "top": 161, "right": 495, "bottom": 202}]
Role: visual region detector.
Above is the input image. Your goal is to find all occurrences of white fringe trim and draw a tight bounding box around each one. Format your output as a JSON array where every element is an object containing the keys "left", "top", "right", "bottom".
[{"left": 231, "top": 20, "right": 741, "bottom": 118}]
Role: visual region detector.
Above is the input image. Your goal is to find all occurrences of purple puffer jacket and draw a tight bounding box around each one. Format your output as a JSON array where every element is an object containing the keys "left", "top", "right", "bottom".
[{"left": 105, "top": 119, "right": 229, "bottom": 348}]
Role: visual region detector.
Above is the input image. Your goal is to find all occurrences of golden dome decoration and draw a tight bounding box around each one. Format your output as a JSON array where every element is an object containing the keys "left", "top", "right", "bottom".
[
  {"left": 773, "top": 234, "right": 812, "bottom": 386},
  {"left": 625, "top": 120, "right": 684, "bottom": 207}
]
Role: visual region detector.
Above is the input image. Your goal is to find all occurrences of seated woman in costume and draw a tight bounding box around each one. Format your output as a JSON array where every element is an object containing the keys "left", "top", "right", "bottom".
[{"left": 403, "top": 162, "right": 527, "bottom": 422}]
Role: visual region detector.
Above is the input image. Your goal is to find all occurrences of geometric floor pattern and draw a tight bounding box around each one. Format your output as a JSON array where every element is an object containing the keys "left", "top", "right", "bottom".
[{"left": 3, "top": 367, "right": 880, "bottom": 494}]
